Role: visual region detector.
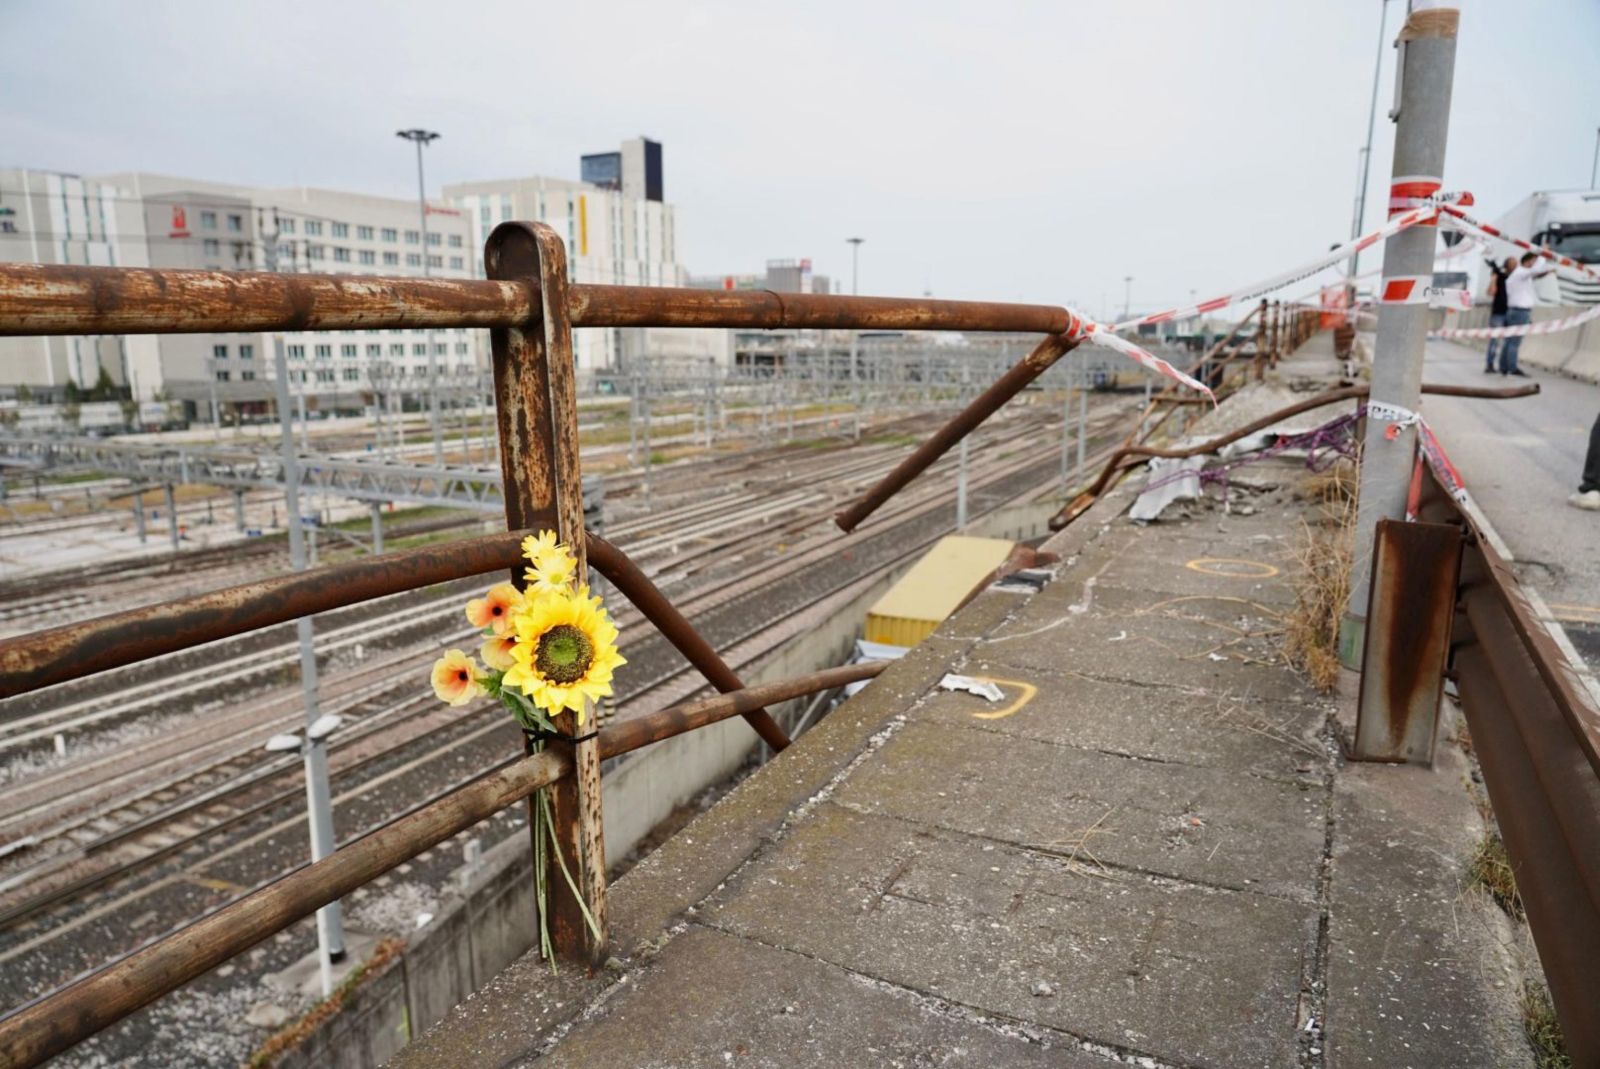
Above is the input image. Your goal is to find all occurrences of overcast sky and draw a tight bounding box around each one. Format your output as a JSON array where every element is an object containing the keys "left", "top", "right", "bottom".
[{"left": 4, "top": 1, "right": 1597, "bottom": 319}]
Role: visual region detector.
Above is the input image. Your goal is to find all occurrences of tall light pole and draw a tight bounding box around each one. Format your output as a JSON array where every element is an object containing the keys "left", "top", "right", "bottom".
[
  {"left": 1122, "top": 276, "right": 1133, "bottom": 320},
  {"left": 846, "top": 237, "right": 864, "bottom": 440},
  {"left": 271, "top": 338, "right": 346, "bottom": 994},
  {"left": 397, "top": 128, "right": 445, "bottom": 468},
  {"left": 1591, "top": 126, "right": 1599, "bottom": 188},
  {"left": 1350, "top": 0, "right": 1394, "bottom": 281},
  {"left": 1340, "top": 1, "right": 1461, "bottom": 676}
]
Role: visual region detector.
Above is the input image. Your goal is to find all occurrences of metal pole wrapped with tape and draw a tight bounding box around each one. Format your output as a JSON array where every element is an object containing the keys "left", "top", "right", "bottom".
[{"left": 1339, "top": 0, "right": 1461, "bottom": 680}]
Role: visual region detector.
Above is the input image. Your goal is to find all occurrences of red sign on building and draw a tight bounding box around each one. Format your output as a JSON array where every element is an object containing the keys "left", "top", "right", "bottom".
[{"left": 168, "top": 205, "right": 190, "bottom": 238}]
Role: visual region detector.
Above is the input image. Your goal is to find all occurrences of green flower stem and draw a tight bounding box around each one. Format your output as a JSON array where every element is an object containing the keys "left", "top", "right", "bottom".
[{"left": 539, "top": 789, "right": 604, "bottom": 942}]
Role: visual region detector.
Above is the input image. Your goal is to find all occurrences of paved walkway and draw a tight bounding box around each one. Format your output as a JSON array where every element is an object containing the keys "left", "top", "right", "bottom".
[{"left": 394, "top": 356, "right": 1533, "bottom": 1068}]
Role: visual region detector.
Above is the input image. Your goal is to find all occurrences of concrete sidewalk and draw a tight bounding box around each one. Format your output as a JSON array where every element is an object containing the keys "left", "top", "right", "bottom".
[{"left": 393, "top": 374, "right": 1533, "bottom": 1069}]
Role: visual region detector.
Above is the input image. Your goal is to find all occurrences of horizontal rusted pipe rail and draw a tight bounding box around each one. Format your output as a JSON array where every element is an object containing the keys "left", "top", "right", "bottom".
[
  {"left": 1049, "top": 381, "right": 1540, "bottom": 530},
  {"left": 0, "top": 663, "right": 885, "bottom": 1068},
  {"left": 599, "top": 661, "right": 883, "bottom": 759},
  {"left": 0, "top": 531, "right": 528, "bottom": 699},
  {"left": 0, "top": 263, "right": 1075, "bottom": 337},
  {"left": 834, "top": 331, "right": 1079, "bottom": 532},
  {"left": 0, "top": 747, "right": 569, "bottom": 1069},
  {"left": 0, "top": 531, "right": 801, "bottom": 758},
  {"left": 586, "top": 532, "right": 790, "bottom": 751}
]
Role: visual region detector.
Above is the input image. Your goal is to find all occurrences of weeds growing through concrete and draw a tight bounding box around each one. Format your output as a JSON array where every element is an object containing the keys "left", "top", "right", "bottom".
[
  {"left": 1520, "top": 983, "right": 1571, "bottom": 1069},
  {"left": 1468, "top": 830, "right": 1524, "bottom": 920},
  {"left": 1282, "top": 460, "right": 1357, "bottom": 692}
]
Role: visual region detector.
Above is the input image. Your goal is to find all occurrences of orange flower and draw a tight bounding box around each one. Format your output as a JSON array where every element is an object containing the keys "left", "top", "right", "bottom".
[
  {"left": 430, "top": 649, "right": 484, "bottom": 707},
  {"left": 465, "top": 583, "right": 523, "bottom": 635},
  {"left": 480, "top": 632, "right": 517, "bottom": 672}
]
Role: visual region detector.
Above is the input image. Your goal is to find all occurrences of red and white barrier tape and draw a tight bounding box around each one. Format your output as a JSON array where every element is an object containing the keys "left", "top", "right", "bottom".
[
  {"left": 1064, "top": 310, "right": 1216, "bottom": 403},
  {"left": 1111, "top": 201, "right": 1444, "bottom": 332},
  {"left": 1437, "top": 204, "right": 1600, "bottom": 283},
  {"left": 1430, "top": 302, "right": 1600, "bottom": 340}
]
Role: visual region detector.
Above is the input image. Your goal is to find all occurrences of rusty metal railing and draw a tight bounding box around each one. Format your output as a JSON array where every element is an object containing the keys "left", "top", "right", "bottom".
[
  {"left": 0, "top": 226, "right": 1591, "bottom": 1065},
  {"left": 0, "top": 224, "right": 1107, "bottom": 1065}
]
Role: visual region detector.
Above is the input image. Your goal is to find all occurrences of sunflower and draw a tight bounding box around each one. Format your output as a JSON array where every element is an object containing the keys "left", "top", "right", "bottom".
[
  {"left": 480, "top": 632, "right": 517, "bottom": 672},
  {"left": 502, "top": 586, "right": 625, "bottom": 720},
  {"left": 466, "top": 583, "right": 524, "bottom": 636},
  {"left": 431, "top": 649, "right": 484, "bottom": 707}
]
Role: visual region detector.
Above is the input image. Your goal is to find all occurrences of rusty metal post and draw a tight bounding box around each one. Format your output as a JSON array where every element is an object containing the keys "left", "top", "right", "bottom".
[
  {"left": 485, "top": 221, "right": 607, "bottom": 964},
  {"left": 1254, "top": 300, "right": 1268, "bottom": 381},
  {"left": 1353, "top": 518, "right": 1462, "bottom": 762}
]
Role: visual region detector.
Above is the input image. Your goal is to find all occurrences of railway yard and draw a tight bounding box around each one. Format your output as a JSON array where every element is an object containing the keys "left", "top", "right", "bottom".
[{"left": 0, "top": 381, "right": 1144, "bottom": 1067}]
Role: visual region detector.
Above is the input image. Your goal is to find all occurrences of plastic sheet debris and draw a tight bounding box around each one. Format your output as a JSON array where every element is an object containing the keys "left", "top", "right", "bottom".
[{"left": 937, "top": 674, "right": 1004, "bottom": 702}]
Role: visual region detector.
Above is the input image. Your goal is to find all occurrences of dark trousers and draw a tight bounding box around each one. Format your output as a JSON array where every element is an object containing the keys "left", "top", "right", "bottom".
[
  {"left": 1484, "top": 312, "right": 1507, "bottom": 368},
  {"left": 1500, "top": 308, "right": 1532, "bottom": 372},
  {"left": 1582, "top": 412, "right": 1600, "bottom": 494}
]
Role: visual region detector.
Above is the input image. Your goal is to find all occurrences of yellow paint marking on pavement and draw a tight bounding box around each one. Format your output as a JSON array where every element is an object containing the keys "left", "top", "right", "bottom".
[
  {"left": 1184, "top": 558, "right": 1280, "bottom": 579},
  {"left": 968, "top": 677, "right": 1038, "bottom": 720},
  {"left": 1548, "top": 602, "right": 1600, "bottom": 623}
]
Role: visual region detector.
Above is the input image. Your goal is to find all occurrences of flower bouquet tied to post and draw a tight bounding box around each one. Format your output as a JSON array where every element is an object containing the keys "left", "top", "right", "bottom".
[{"left": 429, "top": 530, "right": 624, "bottom": 964}]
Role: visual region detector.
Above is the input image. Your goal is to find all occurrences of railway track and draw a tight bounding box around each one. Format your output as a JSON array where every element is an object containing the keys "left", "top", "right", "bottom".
[{"left": 0, "top": 394, "right": 1139, "bottom": 1017}]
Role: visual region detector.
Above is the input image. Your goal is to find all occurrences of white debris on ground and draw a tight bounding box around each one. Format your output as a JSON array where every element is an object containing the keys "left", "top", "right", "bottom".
[
  {"left": 349, "top": 879, "right": 441, "bottom": 935},
  {"left": 52, "top": 977, "right": 297, "bottom": 1069}
]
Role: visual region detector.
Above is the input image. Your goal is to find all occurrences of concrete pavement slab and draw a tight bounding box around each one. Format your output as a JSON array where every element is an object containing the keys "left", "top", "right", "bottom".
[
  {"left": 832, "top": 719, "right": 1327, "bottom": 899},
  {"left": 919, "top": 671, "right": 1324, "bottom": 777},
  {"left": 1324, "top": 748, "right": 1532, "bottom": 1069},
  {"left": 703, "top": 803, "right": 1315, "bottom": 1069},
  {"left": 538, "top": 925, "right": 1124, "bottom": 1069}
]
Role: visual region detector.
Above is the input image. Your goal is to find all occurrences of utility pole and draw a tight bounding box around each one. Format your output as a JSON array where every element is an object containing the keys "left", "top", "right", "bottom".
[
  {"left": 1122, "top": 276, "right": 1133, "bottom": 320},
  {"left": 1350, "top": 0, "right": 1395, "bottom": 280},
  {"left": 271, "top": 338, "right": 347, "bottom": 989},
  {"left": 847, "top": 237, "right": 864, "bottom": 441},
  {"left": 397, "top": 128, "right": 444, "bottom": 469},
  {"left": 1340, "top": 0, "right": 1461, "bottom": 667},
  {"left": 1591, "top": 126, "right": 1599, "bottom": 188}
]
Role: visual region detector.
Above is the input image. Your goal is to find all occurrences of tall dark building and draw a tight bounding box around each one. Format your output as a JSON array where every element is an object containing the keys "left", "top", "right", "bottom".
[{"left": 579, "top": 138, "right": 662, "bottom": 203}]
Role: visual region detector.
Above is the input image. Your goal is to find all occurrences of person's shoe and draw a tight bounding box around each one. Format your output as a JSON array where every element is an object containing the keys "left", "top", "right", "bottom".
[
  {"left": 1569, "top": 490, "right": 1600, "bottom": 511},
  {"left": 1509, "top": 368, "right": 1529, "bottom": 377},
  {"left": 1484, "top": 365, "right": 1497, "bottom": 373}
]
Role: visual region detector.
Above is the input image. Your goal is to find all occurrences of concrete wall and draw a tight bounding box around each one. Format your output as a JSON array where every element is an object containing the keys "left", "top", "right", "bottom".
[
  {"left": 1450, "top": 304, "right": 1600, "bottom": 384},
  {"left": 264, "top": 495, "right": 1062, "bottom": 1068}
]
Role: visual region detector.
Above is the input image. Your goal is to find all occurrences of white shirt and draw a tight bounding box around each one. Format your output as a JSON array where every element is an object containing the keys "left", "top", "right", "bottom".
[{"left": 1505, "top": 263, "right": 1552, "bottom": 309}]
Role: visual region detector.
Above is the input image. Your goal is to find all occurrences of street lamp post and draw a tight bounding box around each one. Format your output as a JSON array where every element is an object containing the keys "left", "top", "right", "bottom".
[
  {"left": 1350, "top": 0, "right": 1394, "bottom": 281},
  {"left": 270, "top": 339, "right": 346, "bottom": 995},
  {"left": 846, "top": 237, "right": 864, "bottom": 440},
  {"left": 1122, "top": 276, "right": 1133, "bottom": 320},
  {"left": 396, "top": 128, "right": 445, "bottom": 469}
]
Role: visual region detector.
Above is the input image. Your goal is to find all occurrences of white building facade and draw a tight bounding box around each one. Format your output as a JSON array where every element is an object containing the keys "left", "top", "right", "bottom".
[
  {"left": 445, "top": 137, "right": 690, "bottom": 370},
  {"left": 1, "top": 139, "right": 691, "bottom": 412}
]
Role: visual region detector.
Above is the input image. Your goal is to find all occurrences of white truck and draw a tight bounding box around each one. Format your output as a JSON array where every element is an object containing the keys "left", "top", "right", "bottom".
[{"left": 1471, "top": 189, "right": 1600, "bottom": 305}]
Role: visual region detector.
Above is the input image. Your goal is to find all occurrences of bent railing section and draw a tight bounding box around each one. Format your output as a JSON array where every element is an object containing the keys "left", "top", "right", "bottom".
[{"left": 0, "top": 230, "right": 1587, "bottom": 1063}]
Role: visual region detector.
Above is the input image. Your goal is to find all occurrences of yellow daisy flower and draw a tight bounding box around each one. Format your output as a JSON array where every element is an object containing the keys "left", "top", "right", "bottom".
[
  {"left": 430, "top": 649, "right": 484, "bottom": 707},
  {"left": 503, "top": 586, "right": 625, "bottom": 720},
  {"left": 465, "top": 583, "right": 523, "bottom": 636},
  {"left": 521, "top": 530, "right": 564, "bottom": 565},
  {"left": 523, "top": 546, "right": 578, "bottom": 596},
  {"left": 480, "top": 632, "right": 517, "bottom": 671}
]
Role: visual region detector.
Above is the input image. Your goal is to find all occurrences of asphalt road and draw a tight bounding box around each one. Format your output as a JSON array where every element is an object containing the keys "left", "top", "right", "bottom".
[{"left": 1420, "top": 337, "right": 1600, "bottom": 672}]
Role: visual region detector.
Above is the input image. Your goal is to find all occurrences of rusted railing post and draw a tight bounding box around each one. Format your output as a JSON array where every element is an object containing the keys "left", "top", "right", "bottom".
[
  {"left": 485, "top": 221, "right": 608, "bottom": 964},
  {"left": 1254, "top": 299, "right": 1268, "bottom": 381}
]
